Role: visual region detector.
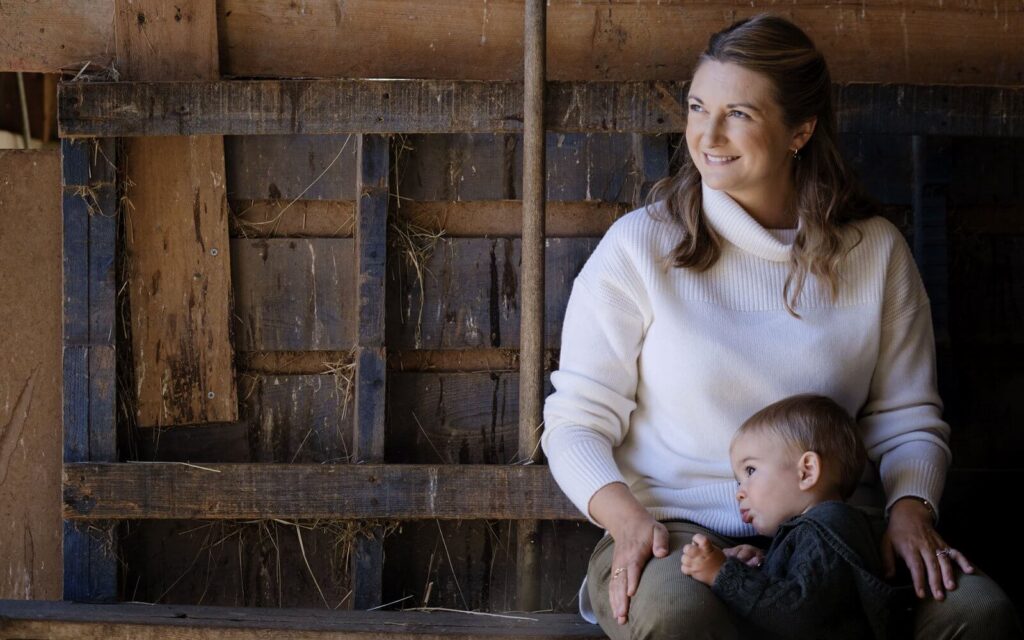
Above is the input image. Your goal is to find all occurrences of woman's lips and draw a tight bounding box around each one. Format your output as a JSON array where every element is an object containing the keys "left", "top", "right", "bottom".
[{"left": 704, "top": 153, "right": 738, "bottom": 165}]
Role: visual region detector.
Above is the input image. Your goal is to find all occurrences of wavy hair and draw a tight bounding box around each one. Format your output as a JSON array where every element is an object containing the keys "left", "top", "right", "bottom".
[{"left": 647, "top": 14, "right": 876, "bottom": 315}]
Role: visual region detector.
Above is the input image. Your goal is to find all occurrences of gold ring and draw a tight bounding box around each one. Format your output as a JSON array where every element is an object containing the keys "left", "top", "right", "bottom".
[
  {"left": 613, "top": 567, "right": 626, "bottom": 579},
  {"left": 936, "top": 548, "right": 953, "bottom": 559}
]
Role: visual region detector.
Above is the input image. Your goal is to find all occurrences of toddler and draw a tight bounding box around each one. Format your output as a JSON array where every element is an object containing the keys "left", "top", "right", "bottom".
[{"left": 680, "top": 394, "right": 893, "bottom": 640}]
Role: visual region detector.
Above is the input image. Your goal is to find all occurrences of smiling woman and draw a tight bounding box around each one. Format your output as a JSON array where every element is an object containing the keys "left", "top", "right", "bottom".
[{"left": 541, "top": 13, "right": 1021, "bottom": 640}]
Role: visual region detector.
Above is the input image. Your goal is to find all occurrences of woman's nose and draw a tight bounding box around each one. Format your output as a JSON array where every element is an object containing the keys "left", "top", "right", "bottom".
[{"left": 704, "top": 115, "right": 727, "bottom": 146}]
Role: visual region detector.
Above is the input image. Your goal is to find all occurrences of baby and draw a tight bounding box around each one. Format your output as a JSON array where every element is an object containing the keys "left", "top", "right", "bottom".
[{"left": 680, "top": 394, "right": 893, "bottom": 640}]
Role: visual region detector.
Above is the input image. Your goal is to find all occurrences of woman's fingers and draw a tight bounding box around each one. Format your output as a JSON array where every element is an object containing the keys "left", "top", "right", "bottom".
[
  {"left": 950, "top": 547, "right": 975, "bottom": 575},
  {"left": 652, "top": 522, "right": 671, "bottom": 558},
  {"left": 919, "top": 546, "right": 946, "bottom": 601}
]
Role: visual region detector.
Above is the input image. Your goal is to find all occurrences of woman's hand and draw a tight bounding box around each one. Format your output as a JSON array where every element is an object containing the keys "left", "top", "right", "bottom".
[
  {"left": 722, "top": 543, "right": 765, "bottom": 568},
  {"left": 588, "top": 482, "right": 669, "bottom": 625},
  {"left": 882, "top": 497, "right": 975, "bottom": 600}
]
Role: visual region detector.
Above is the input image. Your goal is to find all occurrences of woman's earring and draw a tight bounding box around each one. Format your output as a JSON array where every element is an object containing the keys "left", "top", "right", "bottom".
[{"left": 792, "top": 148, "right": 800, "bottom": 160}]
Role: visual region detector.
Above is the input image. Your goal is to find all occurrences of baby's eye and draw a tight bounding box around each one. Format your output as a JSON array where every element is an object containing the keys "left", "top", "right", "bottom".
[{"left": 744, "top": 466, "right": 755, "bottom": 476}]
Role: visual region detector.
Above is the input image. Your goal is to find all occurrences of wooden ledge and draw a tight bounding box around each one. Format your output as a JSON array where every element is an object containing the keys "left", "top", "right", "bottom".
[
  {"left": 0, "top": 600, "right": 605, "bottom": 639},
  {"left": 59, "top": 79, "right": 1024, "bottom": 138},
  {"left": 63, "top": 463, "right": 583, "bottom": 521}
]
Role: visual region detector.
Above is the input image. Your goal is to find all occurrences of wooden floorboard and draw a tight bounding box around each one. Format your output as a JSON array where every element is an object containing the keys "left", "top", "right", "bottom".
[
  {"left": 0, "top": 600, "right": 605, "bottom": 639},
  {"left": 60, "top": 80, "right": 1024, "bottom": 138},
  {"left": 63, "top": 463, "right": 581, "bottom": 521}
]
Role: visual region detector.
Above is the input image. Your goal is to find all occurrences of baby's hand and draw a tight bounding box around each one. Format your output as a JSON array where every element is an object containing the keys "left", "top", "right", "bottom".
[
  {"left": 723, "top": 543, "right": 765, "bottom": 568},
  {"left": 680, "top": 533, "right": 727, "bottom": 586}
]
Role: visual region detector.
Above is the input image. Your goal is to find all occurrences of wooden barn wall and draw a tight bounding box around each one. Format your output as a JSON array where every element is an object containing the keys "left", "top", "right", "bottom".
[
  {"left": 0, "top": 150, "right": 63, "bottom": 600},
  {"left": 117, "top": 131, "right": 1024, "bottom": 611},
  {"left": 5, "top": 1, "right": 1024, "bottom": 86}
]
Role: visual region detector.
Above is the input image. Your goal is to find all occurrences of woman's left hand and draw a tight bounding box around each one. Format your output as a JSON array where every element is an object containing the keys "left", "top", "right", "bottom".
[{"left": 881, "top": 497, "right": 975, "bottom": 600}]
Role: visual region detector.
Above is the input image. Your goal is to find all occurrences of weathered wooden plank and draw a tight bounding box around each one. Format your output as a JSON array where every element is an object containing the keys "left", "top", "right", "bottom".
[
  {"left": 60, "top": 136, "right": 118, "bottom": 602},
  {"left": 240, "top": 351, "right": 355, "bottom": 375},
  {"left": 400, "top": 201, "right": 625, "bottom": 237},
  {"left": 0, "top": 600, "right": 603, "bottom": 638},
  {"left": 232, "top": 239, "right": 356, "bottom": 352},
  {"left": 0, "top": 150, "right": 63, "bottom": 600},
  {"left": 218, "top": 1, "right": 1024, "bottom": 85},
  {"left": 118, "top": 0, "right": 236, "bottom": 427},
  {"left": 12, "top": 0, "right": 1024, "bottom": 86},
  {"left": 63, "top": 464, "right": 581, "bottom": 521},
  {"left": 231, "top": 200, "right": 355, "bottom": 238},
  {"left": 354, "top": 134, "right": 390, "bottom": 609},
  {"left": 224, "top": 134, "right": 358, "bottom": 201},
  {"left": 387, "top": 238, "right": 598, "bottom": 350},
  {"left": 0, "top": 1, "right": 115, "bottom": 73},
  {"left": 387, "top": 349, "right": 560, "bottom": 373},
  {"left": 61, "top": 80, "right": 1024, "bottom": 138}
]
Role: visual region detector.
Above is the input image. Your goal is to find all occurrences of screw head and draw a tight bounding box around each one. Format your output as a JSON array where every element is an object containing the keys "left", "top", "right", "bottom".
[
  {"left": 207, "top": 391, "right": 216, "bottom": 399},
  {"left": 210, "top": 248, "right": 219, "bottom": 256}
]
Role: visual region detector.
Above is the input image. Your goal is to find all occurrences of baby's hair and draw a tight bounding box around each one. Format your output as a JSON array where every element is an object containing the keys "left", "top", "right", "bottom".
[{"left": 737, "top": 394, "right": 866, "bottom": 499}]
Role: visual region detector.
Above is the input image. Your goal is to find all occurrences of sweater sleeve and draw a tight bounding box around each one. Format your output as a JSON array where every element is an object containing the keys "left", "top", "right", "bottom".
[
  {"left": 541, "top": 219, "right": 651, "bottom": 524},
  {"left": 712, "top": 529, "right": 847, "bottom": 639},
  {"left": 859, "top": 230, "right": 951, "bottom": 517}
]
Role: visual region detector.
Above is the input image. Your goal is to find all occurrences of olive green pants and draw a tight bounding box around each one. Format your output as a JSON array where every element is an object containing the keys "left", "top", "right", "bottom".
[{"left": 588, "top": 520, "right": 1021, "bottom": 640}]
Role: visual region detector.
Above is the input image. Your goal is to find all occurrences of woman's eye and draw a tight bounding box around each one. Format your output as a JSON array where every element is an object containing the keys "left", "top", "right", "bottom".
[
  {"left": 688, "top": 103, "right": 704, "bottom": 113},
  {"left": 729, "top": 110, "right": 749, "bottom": 119}
]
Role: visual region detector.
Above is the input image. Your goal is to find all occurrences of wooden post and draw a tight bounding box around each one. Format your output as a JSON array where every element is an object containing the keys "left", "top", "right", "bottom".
[
  {"left": 62, "top": 138, "right": 118, "bottom": 601},
  {"left": 116, "top": 0, "right": 237, "bottom": 427},
  {"left": 517, "top": 0, "right": 546, "bottom": 613},
  {"left": 352, "top": 134, "right": 390, "bottom": 609}
]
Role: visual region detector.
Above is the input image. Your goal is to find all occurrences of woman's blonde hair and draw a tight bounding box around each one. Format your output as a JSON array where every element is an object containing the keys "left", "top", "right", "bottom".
[{"left": 647, "top": 14, "right": 876, "bottom": 315}]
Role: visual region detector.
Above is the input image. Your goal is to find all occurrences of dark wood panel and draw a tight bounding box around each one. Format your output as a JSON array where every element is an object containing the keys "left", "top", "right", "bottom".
[
  {"left": 230, "top": 200, "right": 356, "bottom": 239},
  {"left": 232, "top": 239, "right": 356, "bottom": 352},
  {"left": 387, "top": 238, "right": 598, "bottom": 350},
  {"left": 64, "top": 464, "right": 581, "bottom": 521},
  {"left": 133, "top": 375, "right": 353, "bottom": 465},
  {"left": 224, "top": 135, "right": 358, "bottom": 201},
  {"left": 61, "top": 80, "right": 1024, "bottom": 137},
  {"left": 0, "top": 600, "right": 603, "bottom": 638}
]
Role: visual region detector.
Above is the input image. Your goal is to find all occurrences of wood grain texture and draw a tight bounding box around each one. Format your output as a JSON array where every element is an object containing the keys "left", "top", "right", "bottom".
[
  {"left": 118, "top": 0, "right": 236, "bottom": 427},
  {"left": 60, "top": 139, "right": 118, "bottom": 603},
  {"left": 230, "top": 200, "right": 355, "bottom": 238},
  {"left": 224, "top": 134, "right": 358, "bottom": 201},
  {"left": 217, "top": 0, "right": 1024, "bottom": 85},
  {"left": 10, "top": 0, "right": 1024, "bottom": 86},
  {"left": 0, "top": 600, "right": 604, "bottom": 638},
  {"left": 63, "top": 80, "right": 1024, "bottom": 138},
  {"left": 232, "top": 239, "right": 356, "bottom": 352},
  {"left": 387, "top": 238, "right": 598, "bottom": 350},
  {"left": 0, "top": 1, "right": 115, "bottom": 73},
  {"left": 0, "top": 150, "right": 63, "bottom": 600},
  {"left": 400, "top": 200, "right": 625, "bottom": 237},
  {"left": 63, "top": 463, "right": 581, "bottom": 521}
]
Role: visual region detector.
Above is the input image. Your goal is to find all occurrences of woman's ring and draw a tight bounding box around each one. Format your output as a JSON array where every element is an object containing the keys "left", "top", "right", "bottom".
[
  {"left": 613, "top": 567, "right": 626, "bottom": 579},
  {"left": 936, "top": 548, "right": 954, "bottom": 559}
]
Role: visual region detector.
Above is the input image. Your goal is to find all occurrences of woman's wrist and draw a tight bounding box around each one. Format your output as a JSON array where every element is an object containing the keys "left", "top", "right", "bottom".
[{"left": 891, "top": 495, "right": 937, "bottom": 524}]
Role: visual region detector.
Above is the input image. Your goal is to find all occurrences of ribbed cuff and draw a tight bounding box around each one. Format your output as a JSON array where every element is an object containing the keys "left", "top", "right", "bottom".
[
  {"left": 543, "top": 425, "right": 626, "bottom": 526},
  {"left": 879, "top": 441, "right": 948, "bottom": 520}
]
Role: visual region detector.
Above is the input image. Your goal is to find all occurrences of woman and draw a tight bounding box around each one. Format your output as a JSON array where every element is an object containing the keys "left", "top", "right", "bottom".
[{"left": 541, "top": 14, "right": 1019, "bottom": 639}]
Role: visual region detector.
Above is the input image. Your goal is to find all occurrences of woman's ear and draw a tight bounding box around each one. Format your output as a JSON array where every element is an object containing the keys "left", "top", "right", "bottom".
[
  {"left": 791, "top": 117, "right": 817, "bottom": 154},
  {"left": 797, "top": 451, "right": 821, "bottom": 491}
]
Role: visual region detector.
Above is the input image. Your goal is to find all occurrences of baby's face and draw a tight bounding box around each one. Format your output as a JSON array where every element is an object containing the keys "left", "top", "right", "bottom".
[{"left": 730, "top": 431, "right": 811, "bottom": 536}]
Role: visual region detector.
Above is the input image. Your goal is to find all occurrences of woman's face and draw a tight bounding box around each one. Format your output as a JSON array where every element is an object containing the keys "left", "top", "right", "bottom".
[{"left": 685, "top": 60, "right": 813, "bottom": 217}]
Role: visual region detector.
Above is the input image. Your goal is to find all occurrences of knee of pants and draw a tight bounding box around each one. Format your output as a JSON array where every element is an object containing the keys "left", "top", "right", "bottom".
[
  {"left": 915, "top": 572, "right": 1024, "bottom": 640},
  {"left": 624, "top": 558, "right": 741, "bottom": 640}
]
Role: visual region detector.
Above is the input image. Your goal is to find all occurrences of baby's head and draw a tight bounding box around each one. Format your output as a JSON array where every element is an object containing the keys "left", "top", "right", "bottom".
[{"left": 730, "top": 394, "right": 866, "bottom": 535}]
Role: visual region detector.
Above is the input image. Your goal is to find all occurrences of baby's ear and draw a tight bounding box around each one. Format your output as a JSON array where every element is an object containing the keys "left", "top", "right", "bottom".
[{"left": 797, "top": 451, "right": 821, "bottom": 490}]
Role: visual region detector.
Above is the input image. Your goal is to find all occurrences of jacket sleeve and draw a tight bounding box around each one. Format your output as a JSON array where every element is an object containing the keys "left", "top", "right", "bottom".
[
  {"left": 712, "top": 529, "right": 848, "bottom": 638},
  {"left": 541, "top": 218, "right": 651, "bottom": 524},
  {"left": 858, "top": 228, "right": 951, "bottom": 517}
]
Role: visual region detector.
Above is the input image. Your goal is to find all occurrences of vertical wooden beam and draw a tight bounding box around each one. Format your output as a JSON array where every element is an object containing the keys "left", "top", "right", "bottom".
[
  {"left": 517, "top": 0, "right": 546, "bottom": 613},
  {"left": 352, "top": 134, "right": 389, "bottom": 609},
  {"left": 116, "top": 0, "right": 237, "bottom": 427},
  {"left": 62, "top": 138, "right": 118, "bottom": 601}
]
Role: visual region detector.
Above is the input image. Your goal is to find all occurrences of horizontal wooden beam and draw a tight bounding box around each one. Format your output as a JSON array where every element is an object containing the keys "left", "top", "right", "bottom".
[
  {"left": 60, "top": 80, "right": 1024, "bottom": 138},
  {"left": 0, "top": 600, "right": 603, "bottom": 639},
  {"left": 64, "top": 463, "right": 581, "bottom": 521}
]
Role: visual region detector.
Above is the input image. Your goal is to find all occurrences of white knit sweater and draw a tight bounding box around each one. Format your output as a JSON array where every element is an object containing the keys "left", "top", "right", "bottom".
[{"left": 542, "top": 183, "right": 951, "bottom": 538}]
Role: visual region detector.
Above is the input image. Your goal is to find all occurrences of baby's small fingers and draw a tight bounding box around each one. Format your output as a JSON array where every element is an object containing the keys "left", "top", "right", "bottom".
[{"left": 691, "top": 533, "right": 708, "bottom": 547}]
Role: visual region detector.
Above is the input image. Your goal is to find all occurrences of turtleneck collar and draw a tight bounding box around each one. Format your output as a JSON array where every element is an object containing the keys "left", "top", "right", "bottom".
[{"left": 701, "top": 183, "right": 794, "bottom": 263}]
